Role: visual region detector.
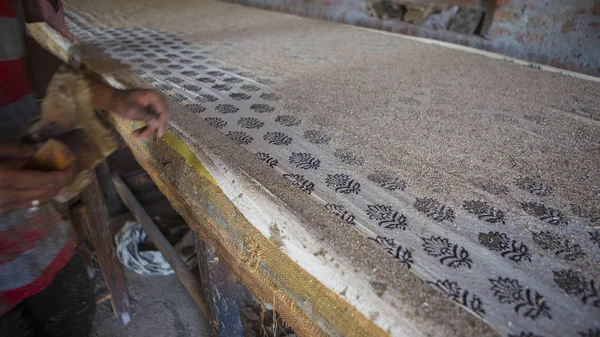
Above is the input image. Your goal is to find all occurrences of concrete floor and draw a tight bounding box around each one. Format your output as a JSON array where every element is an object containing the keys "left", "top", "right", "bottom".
[{"left": 91, "top": 268, "right": 210, "bottom": 337}]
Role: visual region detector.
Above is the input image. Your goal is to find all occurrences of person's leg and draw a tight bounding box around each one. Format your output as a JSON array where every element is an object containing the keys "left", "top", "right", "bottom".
[{"left": 22, "top": 249, "right": 96, "bottom": 337}]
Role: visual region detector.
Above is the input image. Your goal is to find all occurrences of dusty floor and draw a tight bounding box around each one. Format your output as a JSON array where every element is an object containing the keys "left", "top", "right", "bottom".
[{"left": 90, "top": 268, "right": 210, "bottom": 337}]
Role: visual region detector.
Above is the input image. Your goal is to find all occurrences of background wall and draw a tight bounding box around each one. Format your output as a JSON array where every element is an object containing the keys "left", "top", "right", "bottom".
[{"left": 223, "top": 0, "right": 600, "bottom": 77}]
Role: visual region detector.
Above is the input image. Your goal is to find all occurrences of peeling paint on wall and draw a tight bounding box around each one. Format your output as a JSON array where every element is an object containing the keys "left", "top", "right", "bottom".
[{"left": 223, "top": 0, "right": 600, "bottom": 76}]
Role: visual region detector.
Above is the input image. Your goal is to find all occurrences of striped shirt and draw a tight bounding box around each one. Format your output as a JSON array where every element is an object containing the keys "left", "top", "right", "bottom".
[{"left": 0, "top": 0, "right": 76, "bottom": 316}]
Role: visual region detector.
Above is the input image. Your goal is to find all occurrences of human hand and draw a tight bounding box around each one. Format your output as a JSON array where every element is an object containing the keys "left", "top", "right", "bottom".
[
  {"left": 0, "top": 143, "right": 75, "bottom": 214},
  {"left": 110, "top": 89, "right": 169, "bottom": 139}
]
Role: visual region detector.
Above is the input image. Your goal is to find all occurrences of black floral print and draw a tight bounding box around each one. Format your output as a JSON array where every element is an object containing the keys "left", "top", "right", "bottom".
[
  {"left": 276, "top": 115, "right": 301, "bottom": 127},
  {"left": 186, "top": 104, "right": 205, "bottom": 113},
  {"left": 414, "top": 197, "right": 455, "bottom": 222},
  {"left": 224, "top": 77, "right": 243, "bottom": 83},
  {"left": 589, "top": 231, "right": 600, "bottom": 248},
  {"left": 304, "top": 130, "right": 331, "bottom": 145},
  {"left": 520, "top": 202, "right": 568, "bottom": 226},
  {"left": 216, "top": 104, "right": 239, "bottom": 114},
  {"left": 228, "top": 131, "right": 253, "bottom": 145},
  {"left": 154, "top": 69, "right": 172, "bottom": 76},
  {"left": 366, "top": 205, "right": 408, "bottom": 230},
  {"left": 197, "top": 77, "right": 215, "bottom": 83},
  {"left": 478, "top": 232, "right": 531, "bottom": 263},
  {"left": 212, "top": 84, "right": 232, "bottom": 91},
  {"left": 260, "top": 92, "right": 280, "bottom": 101},
  {"left": 515, "top": 177, "right": 553, "bottom": 196},
  {"left": 197, "top": 94, "right": 218, "bottom": 103},
  {"left": 333, "top": 149, "right": 364, "bottom": 165},
  {"left": 250, "top": 104, "right": 275, "bottom": 113},
  {"left": 489, "top": 277, "right": 551, "bottom": 319},
  {"left": 367, "top": 171, "right": 407, "bottom": 191},
  {"left": 166, "top": 76, "right": 184, "bottom": 84},
  {"left": 325, "top": 204, "right": 356, "bottom": 225},
  {"left": 182, "top": 84, "right": 202, "bottom": 92},
  {"left": 181, "top": 70, "right": 199, "bottom": 77},
  {"left": 553, "top": 269, "right": 599, "bottom": 307},
  {"left": 422, "top": 236, "right": 472, "bottom": 268},
  {"left": 238, "top": 117, "right": 264, "bottom": 129},
  {"left": 429, "top": 279, "right": 485, "bottom": 316},
  {"left": 264, "top": 132, "right": 292, "bottom": 146},
  {"left": 283, "top": 174, "right": 314, "bottom": 194},
  {"left": 241, "top": 84, "right": 261, "bottom": 92},
  {"left": 532, "top": 231, "right": 585, "bottom": 261},
  {"left": 255, "top": 152, "right": 278, "bottom": 168},
  {"left": 289, "top": 153, "right": 321, "bottom": 170},
  {"left": 169, "top": 93, "right": 187, "bottom": 102},
  {"left": 369, "top": 236, "right": 413, "bottom": 269},
  {"left": 325, "top": 174, "right": 361, "bottom": 194},
  {"left": 463, "top": 200, "right": 506, "bottom": 224},
  {"left": 230, "top": 92, "right": 251, "bottom": 100},
  {"left": 192, "top": 65, "right": 209, "bottom": 70},
  {"left": 204, "top": 117, "right": 227, "bottom": 129},
  {"left": 207, "top": 70, "right": 225, "bottom": 77},
  {"left": 167, "top": 64, "right": 184, "bottom": 70},
  {"left": 156, "top": 84, "right": 173, "bottom": 91}
]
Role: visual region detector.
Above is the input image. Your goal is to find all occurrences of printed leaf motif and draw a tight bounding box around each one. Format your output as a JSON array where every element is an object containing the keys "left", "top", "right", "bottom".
[
  {"left": 166, "top": 76, "right": 184, "bottom": 84},
  {"left": 216, "top": 104, "right": 239, "bottom": 114},
  {"left": 186, "top": 104, "right": 205, "bottom": 113},
  {"left": 241, "top": 84, "right": 261, "bottom": 92},
  {"left": 369, "top": 235, "right": 413, "bottom": 269},
  {"left": 250, "top": 104, "right": 275, "bottom": 113},
  {"left": 141, "top": 63, "right": 157, "bottom": 69},
  {"left": 414, "top": 197, "right": 455, "bottom": 222},
  {"left": 156, "top": 58, "right": 170, "bottom": 64},
  {"left": 333, "top": 149, "right": 364, "bottom": 166},
  {"left": 264, "top": 132, "right": 292, "bottom": 146},
  {"left": 276, "top": 115, "right": 301, "bottom": 127},
  {"left": 532, "top": 231, "right": 586, "bottom": 261},
  {"left": 325, "top": 174, "right": 361, "bottom": 194},
  {"left": 589, "top": 231, "right": 600, "bottom": 248},
  {"left": 516, "top": 177, "right": 553, "bottom": 196},
  {"left": 228, "top": 131, "right": 253, "bottom": 145},
  {"left": 553, "top": 269, "right": 599, "bottom": 308},
  {"left": 224, "top": 77, "right": 243, "bottom": 83},
  {"left": 325, "top": 204, "right": 356, "bottom": 225},
  {"left": 364, "top": 204, "right": 407, "bottom": 230},
  {"left": 255, "top": 153, "right": 278, "bottom": 168},
  {"left": 463, "top": 200, "right": 506, "bottom": 224},
  {"left": 197, "top": 94, "right": 218, "bottom": 103},
  {"left": 260, "top": 93, "right": 280, "bottom": 101},
  {"left": 429, "top": 279, "right": 486, "bottom": 316},
  {"left": 134, "top": 69, "right": 146, "bottom": 75},
  {"left": 156, "top": 84, "right": 173, "bottom": 91},
  {"left": 422, "top": 236, "right": 472, "bottom": 268},
  {"left": 520, "top": 202, "right": 568, "bottom": 226},
  {"left": 489, "top": 277, "right": 551, "bottom": 320},
  {"left": 283, "top": 174, "right": 314, "bottom": 194},
  {"left": 578, "top": 329, "right": 600, "bottom": 337},
  {"left": 207, "top": 70, "right": 225, "bottom": 77},
  {"left": 204, "top": 117, "right": 226, "bottom": 129},
  {"left": 367, "top": 171, "right": 407, "bottom": 191},
  {"left": 478, "top": 232, "right": 532, "bottom": 263},
  {"left": 192, "top": 64, "right": 208, "bottom": 69},
  {"left": 192, "top": 55, "right": 207, "bottom": 61},
  {"left": 289, "top": 153, "right": 321, "bottom": 170},
  {"left": 181, "top": 71, "right": 199, "bottom": 76},
  {"left": 304, "top": 130, "right": 331, "bottom": 145},
  {"left": 238, "top": 117, "right": 264, "bottom": 129},
  {"left": 230, "top": 92, "right": 251, "bottom": 100},
  {"left": 142, "top": 77, "right": 157, "bottom": 84},
  {"left": 154, "top": 69, "right": 172, "bottom": 76},
  {"left": 197, "top": 77, "right": 215, "bottom": 83},
  {"left": 183, "top": 84, "right": 202, "bottom": 92},
  {"left": 169, "top": 93, "right": 187, "bottom": 102},
  {"left": 212, "top": 84, "right": 232, "bottom": 91},
  {"left": 167, "top": 64, "right": 183, "bottom": 70},
  {"left": 508, "top": 333, "right": 543, "bottom": 337}
]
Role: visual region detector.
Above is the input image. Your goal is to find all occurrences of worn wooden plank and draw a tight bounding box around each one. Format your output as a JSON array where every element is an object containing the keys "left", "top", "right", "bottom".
[
  {"left": 81, "top": 170, "right": 132, "bottom": 325},
  {"left": 111, "top": 173, "right": 209, "bottom": 317},
  {"left": 196, "top": 238, "right": 243, "bottom": 337}
]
